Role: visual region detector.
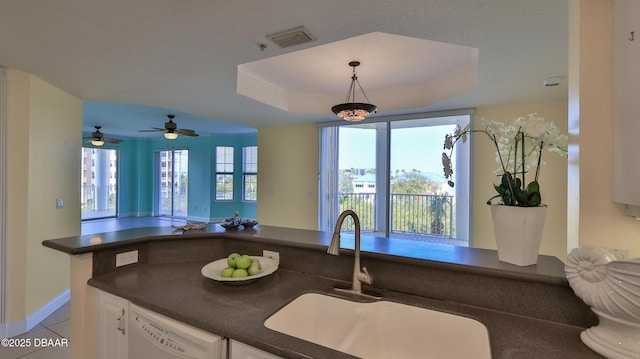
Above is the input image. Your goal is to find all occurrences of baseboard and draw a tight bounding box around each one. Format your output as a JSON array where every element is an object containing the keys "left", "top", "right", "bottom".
[
  {"left": 117, "top": 211, "right": 153, "bottom": 218},
  {"left": 0, "top": 288, "right": 70, "bottom": 339}
]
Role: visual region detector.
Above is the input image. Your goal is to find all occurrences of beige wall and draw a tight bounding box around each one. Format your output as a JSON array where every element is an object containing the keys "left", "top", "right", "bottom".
[
  {"left": 6, "top": 69, "right": 81, "bottom": 322},
  {"left": 6, "top": 70, "right": 30, "bottom": 323},
  {"left": 569, "top": 0, "right": 640, "bottom": 259},
  {"left": 256, "top": 102, "right": 573, "bottom": 260},
  {"left": 257, "top": 123, "right": 319, "bottom": 230},
  {"left": 473, "top": 101, "right": 569, "bottom": 260}
]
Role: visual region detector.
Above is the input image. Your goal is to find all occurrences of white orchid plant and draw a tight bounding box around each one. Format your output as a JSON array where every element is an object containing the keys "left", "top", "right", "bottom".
[{"left": 442, "top": 113, "right": 568, "bottom": 207}]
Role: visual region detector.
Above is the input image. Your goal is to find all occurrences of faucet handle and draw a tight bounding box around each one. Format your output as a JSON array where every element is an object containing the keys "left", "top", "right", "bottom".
[{"left": 358, "top": 267, "right": 374, "bottom": 285}]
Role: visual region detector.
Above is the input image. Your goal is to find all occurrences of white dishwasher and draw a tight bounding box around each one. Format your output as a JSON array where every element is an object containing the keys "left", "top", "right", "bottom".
[{"left": 128, "top": 302, "right": 227, "bottom": 359}]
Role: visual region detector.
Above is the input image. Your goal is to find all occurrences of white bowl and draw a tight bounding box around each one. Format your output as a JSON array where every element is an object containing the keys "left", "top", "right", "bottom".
[{"left": 201, "top": 256, "right": 278, "bottom": 284}]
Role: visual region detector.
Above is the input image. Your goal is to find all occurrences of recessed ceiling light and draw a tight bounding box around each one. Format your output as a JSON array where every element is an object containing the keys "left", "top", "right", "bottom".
[{"left": 543, "top": 76, "right": 564, "bottom": 87}]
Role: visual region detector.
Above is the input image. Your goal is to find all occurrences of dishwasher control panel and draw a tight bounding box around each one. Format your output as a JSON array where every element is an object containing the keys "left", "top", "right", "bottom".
[{"left": 129, "top": 303, "right": 225, "bottom": 359}]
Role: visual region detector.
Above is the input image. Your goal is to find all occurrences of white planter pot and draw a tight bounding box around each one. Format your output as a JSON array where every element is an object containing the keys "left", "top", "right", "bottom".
[{"left": 490, "top": 205, "right": 547, "bottom": 266}]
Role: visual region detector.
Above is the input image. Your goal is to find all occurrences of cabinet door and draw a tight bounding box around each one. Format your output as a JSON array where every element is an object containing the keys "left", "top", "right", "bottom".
[
  {"left": 613, "top": 0, "right": 640, "bottom": 207},
  {"left": 96, "top": 290, "right": 128, "bottom": 359},
  {"left": 230, "top": 340, "right": 284, "bottom": 359}
]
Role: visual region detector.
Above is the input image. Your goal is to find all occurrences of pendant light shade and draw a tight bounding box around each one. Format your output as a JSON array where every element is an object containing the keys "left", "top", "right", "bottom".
[
  {"left": 331, "top": 61, "right": 377, "bottom": 121},
  {"left": 91, "top": 139, "right": 105, "bottom": 147}
]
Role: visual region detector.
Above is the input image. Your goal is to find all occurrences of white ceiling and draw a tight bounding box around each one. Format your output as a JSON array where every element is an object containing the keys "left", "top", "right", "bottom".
[
  {"left": 0, "top": 0, "right": 568, "bottom": 138},
  {"left": 237, "top": 32, "right": 479, "bottom": 115}
]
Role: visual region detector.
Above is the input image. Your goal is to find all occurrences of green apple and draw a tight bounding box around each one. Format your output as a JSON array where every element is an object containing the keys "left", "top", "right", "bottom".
[
  {"left": 227, "top": 253, "right": 241, "bottom": 268},
  {"left": 251, "top": 258, "right": 261, "bottom": 269},
  {"left": 231, "top": 268, "right": 248, "bottom": 278},
  {"left": 220, "top": 267, "right": 234, "bottom": 278},
  {"left": 236, "top": 255, "right": 252, "bottom": 269},
  {"left": 248, "top": 262, "right": 262, "bottom": 276}
]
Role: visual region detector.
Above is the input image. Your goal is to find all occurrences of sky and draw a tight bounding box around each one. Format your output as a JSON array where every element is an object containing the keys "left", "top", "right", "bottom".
[{"left": 338, "top": 124, "right": 456, "bottom": 174}]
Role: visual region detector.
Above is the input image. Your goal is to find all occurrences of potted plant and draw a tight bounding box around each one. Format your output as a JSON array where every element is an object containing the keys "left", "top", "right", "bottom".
[{"left": 442, "top": 113, "right": 568, "bottom": 265}]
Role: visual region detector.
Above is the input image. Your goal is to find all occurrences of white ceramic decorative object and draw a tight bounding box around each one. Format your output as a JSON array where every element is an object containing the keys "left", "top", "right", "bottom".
[
  {"left": 565, "top": 246, "right": 640, "bottom": 359},
  {"left": 490, "top": 205, "right": 547, "bottom": 266}
]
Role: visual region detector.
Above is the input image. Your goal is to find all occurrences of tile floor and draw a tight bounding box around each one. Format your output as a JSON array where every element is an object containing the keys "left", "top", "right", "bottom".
[{"left": 1, "top": 302, "right": 70, "bottom": 359}]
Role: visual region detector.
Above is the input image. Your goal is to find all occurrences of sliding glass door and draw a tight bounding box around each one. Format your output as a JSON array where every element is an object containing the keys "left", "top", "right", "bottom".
[
  {"left": 319, "top": 112, "right": 471, "bottom": 245},
  {"left": 81, "top": 148, "right": 118, "bottom": 220},
  {"left": 389, "top": 119, "right": 460, "bottom": 241},
  {"left": 157, "top": 149, "right": 188, "bottom": 217}
]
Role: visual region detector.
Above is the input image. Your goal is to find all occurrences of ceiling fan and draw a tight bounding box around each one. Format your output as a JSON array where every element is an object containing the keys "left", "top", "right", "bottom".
[
  {"left": 138, "top": 114, "right": 199, "bottom": 139},
  {"left": 84, "top": 126, "right": 122, "bottom": 147}
]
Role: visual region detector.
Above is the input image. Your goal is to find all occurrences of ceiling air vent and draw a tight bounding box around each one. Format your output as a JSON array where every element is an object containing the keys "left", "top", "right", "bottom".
[{"left": 266, "top": 26, "right": 316, "bottom": 48}]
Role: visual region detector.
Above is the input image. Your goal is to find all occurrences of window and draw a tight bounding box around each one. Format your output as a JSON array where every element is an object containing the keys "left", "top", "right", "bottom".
[
  {"left": 319, "top": 111, "right": 471, "bottom": 245},
  {"left": 81, "top": 147, "right": 118, "bottom": 220},
  {"left": 243, "top": 146, "right": 258, "bottom": 201},
  {"left": 216, "top": 146, "right": 234, "bottom": 200},
  {"left": 156, "top": 149, "right": 188, "bottom": 217}
]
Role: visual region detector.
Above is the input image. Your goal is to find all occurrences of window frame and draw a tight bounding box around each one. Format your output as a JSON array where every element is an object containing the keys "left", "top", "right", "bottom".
[
  {"left": 215, "top": 146, "right": 235, "bottom": 201},
  {"left": 318, "top": 109, "right": 473, "bottom": 244},
  {"left": 242, "top": 146, "right": 258, "bottom": 202}
]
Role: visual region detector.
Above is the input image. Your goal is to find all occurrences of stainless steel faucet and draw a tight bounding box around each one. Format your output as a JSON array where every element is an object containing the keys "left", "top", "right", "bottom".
[{"left": 327, "top": 210, "right": 373, "bottom": 294}]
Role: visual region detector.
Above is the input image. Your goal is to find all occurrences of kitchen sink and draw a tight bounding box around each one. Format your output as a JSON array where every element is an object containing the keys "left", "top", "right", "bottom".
[{"left": 264, "top": 292, "right": 491, "bottom": 359}]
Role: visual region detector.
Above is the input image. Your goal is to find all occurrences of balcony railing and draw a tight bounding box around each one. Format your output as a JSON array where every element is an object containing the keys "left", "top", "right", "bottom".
[
  {"left": 339, "top": 192, "right": 455, "bottom": 238},
  {"left": 159, "top": 185, "right": 188, "bottom": 217},
  {"left": 81, "top": 185, "right": 117, "bottom": 219}
]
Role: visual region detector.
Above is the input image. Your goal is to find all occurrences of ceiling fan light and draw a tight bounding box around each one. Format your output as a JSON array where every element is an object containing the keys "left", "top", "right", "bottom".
[
  {"left": 331, "top": 102, "right": 377, "bottom": 122},
  {"left": 164, "top": 132, "right": 179, "bottom": 140},
  {"left": 91, "top": 139, "right": 105, "bottom": 147}
]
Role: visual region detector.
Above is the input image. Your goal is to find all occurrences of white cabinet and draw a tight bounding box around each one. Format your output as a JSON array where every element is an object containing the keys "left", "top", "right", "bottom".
[
  {"left": 96, "top": 290, "right": 129, "bottom": 359},
  {"left": 613, "top": 0, "right": 640, "bottom": 214},
  {"left": 230, "top": 340, "right": 284, "bottom": 359},
  {"left": 96, "top": 290, "right": 279, "bottom": 359}
]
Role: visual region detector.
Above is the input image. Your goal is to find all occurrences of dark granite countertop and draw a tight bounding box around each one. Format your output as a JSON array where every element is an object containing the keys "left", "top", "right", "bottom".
[
  {"left": 44, "top": 224, "right": 570, "bottom": 285},
  {"left": 88, "top": 260, "right": 601, "bottom": 359},
  {"left": 44, "top": 225, "right": 603, "bottom": 358}
]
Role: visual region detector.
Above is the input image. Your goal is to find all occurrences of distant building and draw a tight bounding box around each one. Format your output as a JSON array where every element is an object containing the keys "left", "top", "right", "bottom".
[
  {"left": 81, "top": 148, "right": 117, "bottom": 212},
  {"left": 350, "top": 170, "right": 453, "bottom": 195},
  {"left": 352, "top": 173, "right": 377, "bottom": 194},
  {"left": 417, "top": 171, "right": 452, "bottom": 195}
]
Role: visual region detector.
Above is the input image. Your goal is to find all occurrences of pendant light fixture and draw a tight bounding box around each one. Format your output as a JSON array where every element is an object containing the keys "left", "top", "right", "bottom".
[{"left": 331, "top": 61, "right": 377, "bottom": 121}]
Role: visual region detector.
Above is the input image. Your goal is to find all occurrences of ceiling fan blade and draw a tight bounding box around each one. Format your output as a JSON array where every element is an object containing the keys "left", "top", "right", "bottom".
[
  {"left": 103, "top": 138, "right": 122, "bottom": 144},
  {"left": 138, "top": 128, "right": 165, "bottom": 132},
  {"left": 177, "top": 129, "right": 198, "bottom": 136}
]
